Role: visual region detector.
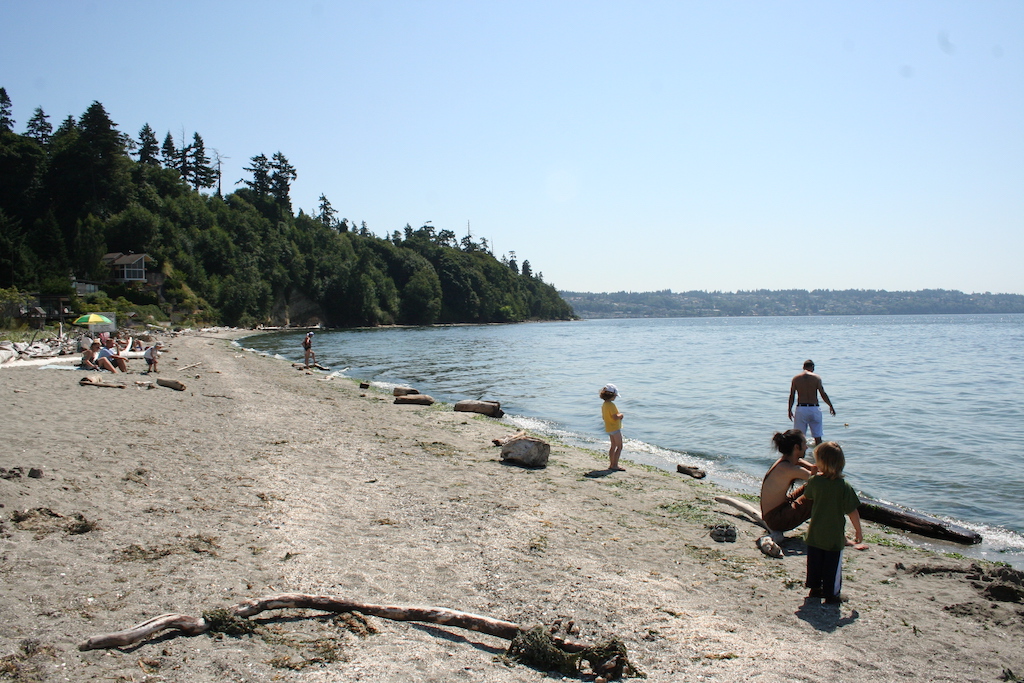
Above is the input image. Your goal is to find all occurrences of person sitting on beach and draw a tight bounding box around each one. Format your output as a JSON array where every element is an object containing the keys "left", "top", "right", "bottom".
[
  {"left": 143, "top": 341, "right": 163, "bottom": 373},
  {"left": 98, "top": 338, "right": 129, "bottom": 373},
  {"left": 600, "top": 383, "right": 625, "bottom": 472},
  {"left": 760, "top": 429, "right": 816, "bottom": 541},
  {"left": 81, "top": 341, "right": 118, "bottom": 372}
]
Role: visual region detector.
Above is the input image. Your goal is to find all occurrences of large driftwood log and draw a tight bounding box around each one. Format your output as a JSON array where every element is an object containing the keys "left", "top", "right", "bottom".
[
  {"left": 392, "top": 387, "right": 420, "bottom": 396},
  {"left": 454, "top": 400, "right": 504, "bottom": 418},
  {"left": 858, "top": 497, "right": 982, "bottom": 545},
  {"left": 79, "top": 594, "right": 589, "bottom": 652},
  {"left": 156, "top": 377, "right": 187, "bottom": 391},
  {"left": 394, "top": 394, "right": 435, "bottom": 405},
  {"left": 716, "top": 493, "right": 982, "bottom": 545}
]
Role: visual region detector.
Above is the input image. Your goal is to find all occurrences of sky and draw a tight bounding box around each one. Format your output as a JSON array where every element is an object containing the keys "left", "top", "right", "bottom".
[{"left": 2, "top": 1, "right": 1022, "bottom": 294}]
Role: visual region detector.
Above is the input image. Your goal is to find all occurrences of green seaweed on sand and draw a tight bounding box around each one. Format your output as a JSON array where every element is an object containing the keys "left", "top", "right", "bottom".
[{"left": 501, "top": 625, "right": 645, "bottom": 679}]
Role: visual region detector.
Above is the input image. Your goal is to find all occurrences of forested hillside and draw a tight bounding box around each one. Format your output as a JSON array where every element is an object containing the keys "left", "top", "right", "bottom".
[{"left": 0, "top": 89, "right": 573, "bottom": 327}]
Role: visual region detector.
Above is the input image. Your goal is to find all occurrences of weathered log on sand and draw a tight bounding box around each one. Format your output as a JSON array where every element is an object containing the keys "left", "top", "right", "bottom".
[
  {"left": 716, "top": 493, "right": 983, "bottom": 545},
  {"left": 178, "top": 362, "right": 202, "bottom": 372},
  {"left": 676, "top": 464, "right": 706, "bottom": 479},
  {"left": 314, "top": 362, "right": 330, "bottom": 371},
  {"left": 393, "top": 387, "right": 420, "bottom": 396},
  {"left": 714, "top": 496, "right": 769, "bottom": 530},
  {"left": 858, "top": 497, "right": 982, "bottom": 545},
  {"left": 156, "top": 378, "right": 187, "bottom": 391},
  {"left": 79, "top": 594, "right": 589, "bottom": 652},
  {"left": 454, "top": 400, "right": 504, "bottom": 418},
  {"left": 394, "top": 394, "right": 435, "bottom": 405},
  {"left": 79, "top": 376, "right": 126, "bottom": 389}
]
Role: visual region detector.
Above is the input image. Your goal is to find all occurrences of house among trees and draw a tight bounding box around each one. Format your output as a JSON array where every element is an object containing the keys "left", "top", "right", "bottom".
[{"left": 101, "top": 253, "right": 152, "bottom": 283}]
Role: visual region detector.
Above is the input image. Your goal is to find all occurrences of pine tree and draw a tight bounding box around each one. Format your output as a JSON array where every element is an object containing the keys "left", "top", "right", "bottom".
[
  {"left": 240, "top": 153, "right": 271, "bottom": 196},
  {"left": 189, "top": 133, "right": 216, "bottom": 189},
  {"left": 137, "top": 123, "right": 160, "bottom": 165},
  {"left": 0, "top": 88, "right": 13, "bottom": 132},
  {"left": 317, "top": 193, "right": 336, "bottom": 228},
  {"left": 25, "top": 107, "right": 52, "bottom": 145},
  {"left": 161, "top": 132, "right": 177, "bottom": 168},
  {"left": 269, "top": 152, "right": 297, "bottom": 208}
]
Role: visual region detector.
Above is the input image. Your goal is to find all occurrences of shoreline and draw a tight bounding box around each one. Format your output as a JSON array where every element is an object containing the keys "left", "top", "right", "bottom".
[
  {"left": 236, "top": 330, "right": 1024, "bottom": 571},
  {"left": 2, "top": 330, "right": 1022, "bottom": 682}
]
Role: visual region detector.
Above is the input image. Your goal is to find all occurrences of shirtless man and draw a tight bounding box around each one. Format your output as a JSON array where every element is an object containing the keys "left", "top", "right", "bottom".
[
  {"left": 760, "top": 429, "right": 816, "bottom": 540},
  {"left": 788, "top": 359, "right": 835, "bottom": 446}
]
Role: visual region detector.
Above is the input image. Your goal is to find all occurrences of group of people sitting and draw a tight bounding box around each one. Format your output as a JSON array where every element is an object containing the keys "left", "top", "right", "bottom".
[{"left": 80, "top": 334, "right": 164, "bottom": 374}]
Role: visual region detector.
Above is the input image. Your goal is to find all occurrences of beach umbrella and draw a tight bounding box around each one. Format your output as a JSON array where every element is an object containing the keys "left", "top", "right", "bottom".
[{"left": 72, "top": 313, "right": 112, "bottom": 326}]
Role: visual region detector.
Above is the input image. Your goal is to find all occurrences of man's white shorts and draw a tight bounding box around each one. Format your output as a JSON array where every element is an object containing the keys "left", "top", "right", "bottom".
[{"left": 794, "top": 405, "right": 823, "bottom": 439}]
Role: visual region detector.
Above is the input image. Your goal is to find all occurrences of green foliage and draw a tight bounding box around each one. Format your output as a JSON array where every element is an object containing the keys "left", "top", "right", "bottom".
[{"left": 0, "top": 94, "right": 574, "bottom": 327}]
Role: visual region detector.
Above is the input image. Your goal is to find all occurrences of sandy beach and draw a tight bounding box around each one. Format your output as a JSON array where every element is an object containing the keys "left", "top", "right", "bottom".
[{"left": 1, "top": 330, "right": 1021, "bottom": 682}]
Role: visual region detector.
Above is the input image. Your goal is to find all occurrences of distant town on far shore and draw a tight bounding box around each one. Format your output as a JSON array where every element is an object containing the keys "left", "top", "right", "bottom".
[{"left": 559, "top": 289, "right": 1024, "bottom": 319}]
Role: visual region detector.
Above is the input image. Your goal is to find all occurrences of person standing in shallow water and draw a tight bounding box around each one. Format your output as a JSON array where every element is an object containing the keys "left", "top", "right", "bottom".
[
  {"left": 600, "top": 384, "right": 625, "bottom": 472},
  {"left": 788, "top": 359, "right": 836, "bottom": 445},
  {"left": 302, "top": 332, "right": 315, "bottom": 368}
]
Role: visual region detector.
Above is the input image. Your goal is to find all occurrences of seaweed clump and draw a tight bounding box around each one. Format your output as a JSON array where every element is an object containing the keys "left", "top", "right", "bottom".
[
  {"left": 503, "top": 625, "right": 645, "bottom": 680},
  {"left": 203, "top": 608, "right": 259, "bottom": 636}
]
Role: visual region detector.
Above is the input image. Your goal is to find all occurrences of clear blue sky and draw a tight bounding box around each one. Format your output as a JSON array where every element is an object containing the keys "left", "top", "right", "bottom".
[{"left": 3, "top": 1, "right": 1022, "bottom": 294}]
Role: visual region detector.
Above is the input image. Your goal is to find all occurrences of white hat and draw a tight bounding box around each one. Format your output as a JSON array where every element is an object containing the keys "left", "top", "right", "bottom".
[
  {"left": 306, "top": 331, "right": 314, "bottom": 337},
  {"left": 603, "top": 383, "right": 620, "bottom": 398}
]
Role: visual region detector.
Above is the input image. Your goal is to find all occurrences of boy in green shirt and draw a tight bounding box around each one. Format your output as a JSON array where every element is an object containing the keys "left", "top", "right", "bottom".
[{"left": 796, "top": 442, "right": 867, "bottom": 603}]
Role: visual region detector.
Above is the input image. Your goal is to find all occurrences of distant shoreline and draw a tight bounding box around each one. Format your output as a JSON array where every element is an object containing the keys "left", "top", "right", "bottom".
[{"left": 561, "top": 288, "right": 1024, "bottom": 319}]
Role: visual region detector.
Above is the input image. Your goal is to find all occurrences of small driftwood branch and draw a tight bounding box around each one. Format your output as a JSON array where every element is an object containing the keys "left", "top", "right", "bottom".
[
  {"left": 79, "top": 594, "right": 590, "bottom": 652},
  {"left": 79, "top": 376, "right": 126, "bottom": 389},
  {"left": 178, "top": 362, "right": 202, "bottom": 372}
]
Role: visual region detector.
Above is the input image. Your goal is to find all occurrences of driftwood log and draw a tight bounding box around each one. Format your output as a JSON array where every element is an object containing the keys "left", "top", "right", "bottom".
[
  {"left": 79, "top": 376, "right": 125, "bottom": 389},
  {"left": 392, "top": 387, "right": 420, "bottom": 396},
  {"left": 79, "top": 594, "right": 589, "bottom": 652},
  {"left": 676, "top": 464, "right": 706, "bottom": 479},
  {"left": 454, "top": 400, "right": 504, "bottom": 418},
  {"left": 716, "top": 494, "right": 983, "bottom": 545},
  {"left": 157, "top": 378, "right": 187, "bottom": 391},
  {"left": 394, "top": 394, "right": 435, "bottom": 405},
  {"left": 858, "top": 496, "right": 982, "bottom": 545},
  {"left": 178, "top": 362, "right": 202, "bottom": 372}
]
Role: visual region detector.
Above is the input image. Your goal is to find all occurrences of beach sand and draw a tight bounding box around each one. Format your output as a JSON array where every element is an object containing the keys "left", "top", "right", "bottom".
[{"left": 1, "top": 330, "right": 1021, "bottom": 682}]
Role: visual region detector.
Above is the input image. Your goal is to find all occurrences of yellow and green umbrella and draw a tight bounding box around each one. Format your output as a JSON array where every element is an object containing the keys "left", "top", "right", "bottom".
[{"left": 72, "top": 313, "right": 113, "bottom": 326}]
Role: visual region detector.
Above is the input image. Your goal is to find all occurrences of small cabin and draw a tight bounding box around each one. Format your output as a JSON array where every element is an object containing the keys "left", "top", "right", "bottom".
[{"left": 101, "top": 252, "right": 152, "bottom": 283}]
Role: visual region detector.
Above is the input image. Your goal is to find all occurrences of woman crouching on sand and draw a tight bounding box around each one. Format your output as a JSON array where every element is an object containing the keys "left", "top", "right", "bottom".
[{"left": 760, "top": 429, "right": 816, "bottom": 540}]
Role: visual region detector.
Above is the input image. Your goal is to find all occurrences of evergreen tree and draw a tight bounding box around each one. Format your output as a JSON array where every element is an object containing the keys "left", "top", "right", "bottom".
[
  {"left": 521, "top": 259, "right": 532, "bottom": 278},
  {"left": 241, "top": 153, "right": 271, "bottom": 196},
  {"left": 25, "top": 107, "right": 52, "bottom": 145},
  {"left": 317, "top": 193, "right": 336, "bottom": 228},
  {"left": 161, "top": 131, "right": 177, "bottom": 168},
  {"left": 0, "top": 88, "right": 13, "bottom": 132},
  {"left": 137, "top": 123, "right": 160, "bottom": 165},
  {"left": 189, "top": 132, "right": 216, "bottom": 189},
  {"left": 269, "top": 151, "right": 297, "bottom": 209}
]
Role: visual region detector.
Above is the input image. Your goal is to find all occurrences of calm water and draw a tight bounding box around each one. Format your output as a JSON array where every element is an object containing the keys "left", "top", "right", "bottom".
[{"left": 240, "top": 315, "right": 1024, "bottom": 567}]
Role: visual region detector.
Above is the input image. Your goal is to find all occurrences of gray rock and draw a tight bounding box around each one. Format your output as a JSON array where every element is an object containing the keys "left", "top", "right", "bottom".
[
  {"left": 28, "top": 468, "right": 44, "bottom": 479},
  {"left": 500, "top": 436, "right": 550, "bottom": 468}
]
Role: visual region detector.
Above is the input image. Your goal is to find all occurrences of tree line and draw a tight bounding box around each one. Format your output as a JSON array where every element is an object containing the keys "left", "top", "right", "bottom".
[
  {"left": 561, "top": 288, "right": 1024, "bottom": 318},
  {"left": 0, "top": 88, "right": 573, "bottom": 327}
]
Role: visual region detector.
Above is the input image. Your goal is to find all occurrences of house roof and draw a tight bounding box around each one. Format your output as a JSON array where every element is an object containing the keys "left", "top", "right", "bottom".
[{"left": 101, "top": 252, "right": 153, "bottom": 266}]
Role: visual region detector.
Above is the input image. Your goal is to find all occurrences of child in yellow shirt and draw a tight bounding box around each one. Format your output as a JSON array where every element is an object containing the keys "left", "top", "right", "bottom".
[{"left": 599, "top": 383, "right": 625, "bottom": 472}]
